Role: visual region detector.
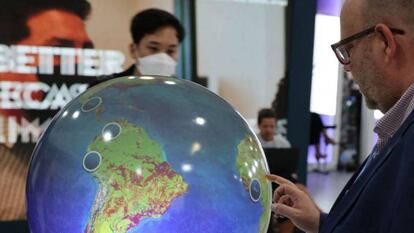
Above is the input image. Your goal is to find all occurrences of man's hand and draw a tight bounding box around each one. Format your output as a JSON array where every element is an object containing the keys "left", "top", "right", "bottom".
[{"left": 266, "top": 174, "right": 321, "bottom": 233}]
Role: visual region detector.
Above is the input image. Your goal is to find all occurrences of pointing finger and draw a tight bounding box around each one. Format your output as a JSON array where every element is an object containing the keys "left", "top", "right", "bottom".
[{"left": 266, "top": 174, "right": 295, "bottom": 186}]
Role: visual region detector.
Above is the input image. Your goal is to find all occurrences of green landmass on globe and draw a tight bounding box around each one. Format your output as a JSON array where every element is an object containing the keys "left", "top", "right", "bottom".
[
  {"left": 84, "top": 120, "right": 188, "bottom": 233},
  {"left": 236, "top": 135, "right": 271, "bottom": 233}
]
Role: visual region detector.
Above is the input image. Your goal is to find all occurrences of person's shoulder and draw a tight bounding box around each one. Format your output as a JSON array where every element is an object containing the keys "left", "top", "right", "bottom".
[
  {"left": 274, "top": 134, "right": 291, "bottom": 148},
  {"left": 274, "top": 134, "right": 288, "bottom": 141},
  {"left": 102, "top": 65, "right": 135, "bottom": 80},
  {"left": 114, "top": 65, "right": 136, "bottom": 78},
  {"left": 90, "top": 65, "right": 135, "bottom": 87}
]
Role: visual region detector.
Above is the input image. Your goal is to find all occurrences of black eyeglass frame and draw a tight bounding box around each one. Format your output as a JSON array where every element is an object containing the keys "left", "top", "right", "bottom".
[{"left": 331, "top": 26, "right": 405, "bottom": 65}]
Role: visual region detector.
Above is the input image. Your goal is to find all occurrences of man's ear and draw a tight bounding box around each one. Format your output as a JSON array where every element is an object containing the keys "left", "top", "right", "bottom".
[
  {"left": 129, "top": 43, "right": 138, "bottom": 59},
  {"left": 375, "top": 23, "right": 397, "bottom": 62}
]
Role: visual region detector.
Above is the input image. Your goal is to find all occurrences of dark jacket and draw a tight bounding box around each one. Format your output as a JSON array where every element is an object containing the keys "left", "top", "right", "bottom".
[
  {"left": 319, "top": 108, "right": 414, "bottom": 233},
  {"left": 91, "top": 65, "right": 135, "bottom": 87}
]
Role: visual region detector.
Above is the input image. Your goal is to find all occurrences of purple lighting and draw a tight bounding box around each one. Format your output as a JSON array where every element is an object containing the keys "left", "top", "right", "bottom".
[{"left": 317, "top": 0, "right": 342, "bottom": 17}]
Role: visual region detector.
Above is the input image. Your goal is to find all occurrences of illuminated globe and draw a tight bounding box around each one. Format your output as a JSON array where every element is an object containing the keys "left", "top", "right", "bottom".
[{"left": 27, "top": 76, "right": 271, "bottom": 233}]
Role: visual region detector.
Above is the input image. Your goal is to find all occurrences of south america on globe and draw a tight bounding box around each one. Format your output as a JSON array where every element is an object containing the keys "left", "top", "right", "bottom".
[{"left": 27, "top": 75, "right": 272, "bottom": 233}]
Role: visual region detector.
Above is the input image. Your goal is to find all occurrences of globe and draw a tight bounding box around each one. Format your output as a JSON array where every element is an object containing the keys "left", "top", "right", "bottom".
[{"left": 27, "top": 75, "right": 272, "bottom": 233}]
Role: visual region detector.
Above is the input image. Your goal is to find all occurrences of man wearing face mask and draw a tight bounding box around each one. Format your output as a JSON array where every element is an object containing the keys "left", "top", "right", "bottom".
[{"left": 99, "top": 8, "right": 185, "bottom": 80}]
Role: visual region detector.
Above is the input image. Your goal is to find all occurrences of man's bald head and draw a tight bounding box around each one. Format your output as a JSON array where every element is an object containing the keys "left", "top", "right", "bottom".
[
  {"left": 341, "top": 0, "right": 364, "bottom": 33},
  {"left": 362, "top": 0, "right": 414, "bottom": 29},
  {"left": 339, "top": 0, "right": 414, "bottom": 113}
]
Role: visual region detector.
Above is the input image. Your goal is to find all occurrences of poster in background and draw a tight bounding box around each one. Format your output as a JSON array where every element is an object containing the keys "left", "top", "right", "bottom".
[
  {"left": 0, "top": 2, "right": 126, "bottom": 147},
  {"left": 0, "top": 0, "right": 166, "bottom": 224}
]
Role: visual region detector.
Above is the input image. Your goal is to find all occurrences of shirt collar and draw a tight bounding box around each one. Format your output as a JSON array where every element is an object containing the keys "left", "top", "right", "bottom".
[{"left": 374, "top": 82, "right": 414, "bottom": 140}]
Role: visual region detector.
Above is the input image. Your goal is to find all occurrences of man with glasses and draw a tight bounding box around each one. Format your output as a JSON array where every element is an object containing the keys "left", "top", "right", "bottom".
[{"left": 267, "top": 0, "right": 414, "bottom": 232}]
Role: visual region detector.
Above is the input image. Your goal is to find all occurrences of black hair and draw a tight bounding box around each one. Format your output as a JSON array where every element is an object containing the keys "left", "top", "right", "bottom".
[
  {"left": 258, "top": 108, "right": 277, "bottom": 125},
  {"left": 0, "top": 0, "right": 91, "bottom": 44},
  {"left": 130, "top": 8, "right": 185, "bottom": 44}
]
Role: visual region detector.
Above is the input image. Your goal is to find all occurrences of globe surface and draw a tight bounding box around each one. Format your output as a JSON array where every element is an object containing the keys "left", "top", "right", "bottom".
[{"left": 27, "top": 76, "right": 271, "bottom": 233}]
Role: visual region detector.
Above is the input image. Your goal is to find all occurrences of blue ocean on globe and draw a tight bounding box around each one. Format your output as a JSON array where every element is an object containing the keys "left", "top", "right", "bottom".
[{"left": 27, "top": 76, "right": 272, "bottom": 233}]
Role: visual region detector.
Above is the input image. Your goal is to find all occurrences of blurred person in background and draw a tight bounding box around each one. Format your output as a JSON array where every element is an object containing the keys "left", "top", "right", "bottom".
[
  {"left": 257, "top": 108, "right": 291, "bottom": 149},
  {"left": 105, "top": 8, "right": 185, "bottom": 79}
]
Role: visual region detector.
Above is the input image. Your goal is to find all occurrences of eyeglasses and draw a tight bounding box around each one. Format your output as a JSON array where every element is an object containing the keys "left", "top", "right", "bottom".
[{"left": 331, "top": 26, "right": 405, "bottom": 65}]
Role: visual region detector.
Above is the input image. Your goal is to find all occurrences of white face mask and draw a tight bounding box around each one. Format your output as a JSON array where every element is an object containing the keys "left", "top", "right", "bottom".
[{"left": 135, "top": 53, "right": 177, "bottom": 76}]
